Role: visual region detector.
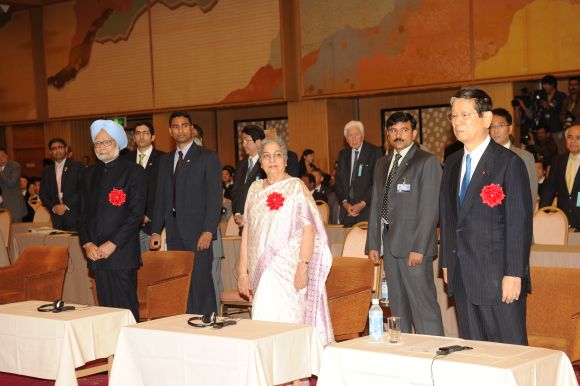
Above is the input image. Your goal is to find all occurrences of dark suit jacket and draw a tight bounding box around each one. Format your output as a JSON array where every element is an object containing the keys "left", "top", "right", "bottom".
[
  {"left": 231, "top": 157, "right": 265, "bottom": 215},
  {"left": 366, "top": 145, "right": 441, "bottom": 258},
  {"left": 440, "top": 140, "right": 533, "bottom": 305},
  {"left": 123, "top": 149, "right": 166, "bottom": 234},
  {"left": 539, "top": 152, "right": 580, "bottom": 229},
  {"left": 79, "top": 157, "right": 146, "bottom": 270},
  {"left": 39, "top": 159, "right": 83, "bottom": 231},
  {"left": 335, "top": 141, "right": 382, "bottom": 224},
  {"left": 151, "top": 143, "right": 222, "bottom": 242},
  {"left": 0, "top": 160, "right": 27, "bottom": 220}
]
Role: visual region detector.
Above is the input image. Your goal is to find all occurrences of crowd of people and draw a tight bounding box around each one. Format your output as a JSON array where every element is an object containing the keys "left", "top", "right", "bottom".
[{"left": 0, "top": 75, "right": 578, "bottom": 347}]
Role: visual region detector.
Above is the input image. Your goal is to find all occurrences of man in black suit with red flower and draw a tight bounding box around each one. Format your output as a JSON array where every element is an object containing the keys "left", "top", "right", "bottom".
[
  {"left": 79, "top": 120, "right": 146, "bottom": 321},
  {"left": 439, "top": 88, "right": 533, "bottom": 344}
]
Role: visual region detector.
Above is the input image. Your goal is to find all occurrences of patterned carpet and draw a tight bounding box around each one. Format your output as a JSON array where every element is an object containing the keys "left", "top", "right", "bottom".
[{"left": 0, "top": 364, "right": 577, "bottom": 385}]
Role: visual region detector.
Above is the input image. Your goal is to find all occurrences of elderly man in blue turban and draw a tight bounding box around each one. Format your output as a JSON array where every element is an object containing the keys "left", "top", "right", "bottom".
[{"left": 78, "top": 120, "right": 146, "bottom": 321}]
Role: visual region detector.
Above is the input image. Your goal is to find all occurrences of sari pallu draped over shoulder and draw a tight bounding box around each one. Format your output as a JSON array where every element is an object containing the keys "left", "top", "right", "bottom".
[{"left": 246, "top": 178, "right": 335, "bottom": 345}]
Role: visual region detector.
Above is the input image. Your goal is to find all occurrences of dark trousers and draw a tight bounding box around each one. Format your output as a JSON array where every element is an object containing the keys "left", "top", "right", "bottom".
[
  {"left": 453, "top": 264, "right": 528, "bottom": 345},
  {"left": 167, "top": 238, "right": 217, "bottom": 315},
  {"left": 94, "top": 268, "right": 139, "bottom": 321}
]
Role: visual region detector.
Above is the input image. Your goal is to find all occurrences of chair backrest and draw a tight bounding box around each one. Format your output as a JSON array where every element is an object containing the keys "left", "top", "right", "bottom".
[
  {"left": 225, "top": 214, "right": 239, "bottom": 236},
  {"left": 0, "top": 210, "right": 12, "bottom": 254},
  {"left": 1, "top": 246, "right": 69, "bottom": 303},
  {"left": 33, "top": 206, "right": 52, "bottom": 225},
  {"left": 342, "top": 224, "right": 368, "bottom": 258},
  {"left": 316, "top": 200, "right": 330, "bottom": 224},
  {"left": 533, "top": 206, "right": 568, "bottom": 245},
  {"left": 326, "top": 256, "right": 374, "bottom": 340},
  {"left": 527, "top": 266, "right": 580, "bottom": 361},
  {"left": 137, "top": 251, "right": 194, "bottom": 320}
]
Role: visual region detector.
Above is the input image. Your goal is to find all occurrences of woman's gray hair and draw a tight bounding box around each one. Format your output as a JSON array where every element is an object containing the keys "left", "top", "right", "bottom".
[{"left": 258, "top": 136, "right": 288, "bottom": 161}]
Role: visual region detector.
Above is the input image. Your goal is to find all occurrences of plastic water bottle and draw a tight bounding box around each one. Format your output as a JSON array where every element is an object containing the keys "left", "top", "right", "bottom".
[
  {"left": 381, "top": 277, "right": 389, "bottom": 303},
  {"left": 368, "top": 298, "right": 383, "bottom": 342}
]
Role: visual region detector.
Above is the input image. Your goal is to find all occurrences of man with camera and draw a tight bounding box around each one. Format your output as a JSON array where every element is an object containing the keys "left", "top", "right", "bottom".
[
  {"left": 561, "top": 77, "right": 579, "bottom": 129},
  {"left": 533, "top": 75, "right": 567, "bottom": 153}
]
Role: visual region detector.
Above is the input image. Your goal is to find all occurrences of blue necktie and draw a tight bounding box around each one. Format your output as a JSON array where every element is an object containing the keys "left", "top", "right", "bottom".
[{"left": 459, "top": 154, "right": 471, "bottom": 206}]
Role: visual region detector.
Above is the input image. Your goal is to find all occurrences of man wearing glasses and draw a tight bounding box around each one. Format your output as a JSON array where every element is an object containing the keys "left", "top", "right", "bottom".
[
  {"left": 79, "top": 120, "right": 146, "bottom": 321},
  {"left": 150, "top": 111, "right": 222, "bottom": 315},
  {"left": 489, "top": 108, "right": 538, "bottom": 203},
  {"left": 123, "top": 122, "right": 165, "bottom": 254},
  {"left": 440, "top": 88, "right": 532, "bottom": 345},
  {"left": 40, "top": 138, "right": 83, "bottom": 231},
  {"left": 231, "top": 125, "right": 266, "bottom": 229},
  {"left": 366, "top": 112, "right": 444, "bottom": 336}
]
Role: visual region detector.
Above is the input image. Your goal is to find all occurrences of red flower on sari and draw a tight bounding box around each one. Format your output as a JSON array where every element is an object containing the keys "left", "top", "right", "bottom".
[
  {"left": 480, "top": 184, "right": 505, "bottom": 208},
  {"left": 108, "top": 188, "right": 126, "bottom": 206},
  {"left": 266, "top": 192, "right": 285, "bottom": 211}
]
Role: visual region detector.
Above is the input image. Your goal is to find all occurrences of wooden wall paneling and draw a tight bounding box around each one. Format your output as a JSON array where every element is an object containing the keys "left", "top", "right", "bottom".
[
  {"left": 68, "top": 119, "right": 97, "bottom": 165},
  {"left": 11, "top": 123, "right": 45, "bottom": 178},
  {"left": 151, "top": 112, "right": 172, "bottom": 153},
  {"left": 280, "top": 0, "right": 300, "bottom": 102},
  {"left": 216, "top": 104, "right": 288, "bottom": 168},
  {"left": 287, "top": 99, "right": 329, "bottom": 173},
  {"left": 190, "top": 110, "right": 217, "bottom": 152},
  {"left": 326, "top": 98, "right": 357, "bottom": 173}
]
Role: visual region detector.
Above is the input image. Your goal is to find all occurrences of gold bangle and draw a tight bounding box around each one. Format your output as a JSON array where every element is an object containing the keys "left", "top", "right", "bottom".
[{"left": 238, "top": 273, "right": 249, "bottom": 279}]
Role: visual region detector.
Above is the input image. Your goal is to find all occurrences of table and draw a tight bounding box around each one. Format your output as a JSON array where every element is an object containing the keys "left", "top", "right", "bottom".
[
  {"left": 109, "top": 315, "right": 324, "bottom": 386},
  {"left": 11, "top": 232, "right": 95, "bottom": 305},
  {"left": 317, "top": 334, "right": 578, "bottom": 386},
  {"left": 530, "top": 244, "right": 580, "bottom": 268},
  {"left": 325, "top": 225, "right": 350, "bottom": 256},
  {"left": 567, "top": 230, "right": 580, "bottom": 245},
  {"left": 0, "top": 300, "right": 135, "bottom": 386}
]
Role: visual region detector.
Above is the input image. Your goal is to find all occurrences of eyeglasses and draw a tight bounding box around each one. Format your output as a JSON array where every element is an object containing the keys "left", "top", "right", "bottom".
[
  {"left": 387, "top": 127, "right": 412, "bottom": 135},
  {"left": 94, "top": 139, "right": 115, "bottom": 148},
  {"left": 447, "top": 112, "right": 479, "bottom": 122},
  {"left": 261, "top": 152, "right": 284, "bottom": 161},
  {"left": 50, "top": 145, "right": 65, "bottom": 151},
  {"left": 134, "top": 131, "right": 151, "bottom": 137},
  {"left": 489, "top": 123, "right": 510, "bottom": 130},
  {"left": 170, "top": 123, "right": 191, "bottom": 130}
]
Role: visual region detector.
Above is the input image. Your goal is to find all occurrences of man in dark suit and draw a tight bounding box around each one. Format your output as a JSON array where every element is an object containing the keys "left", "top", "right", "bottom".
[
  {"left": 232, "top": 125, "right": 265, "bottom": 229},
  {"left": 123, "top": 122, "right": 165, "bottom": 254},
  {"left": 335, "top": 120, "right": 382, "bottom": 226},
  {"left": 40, "top": 138, "right": 83, "bottom": 231},
  {"left": 79, "top": 120, "right": 146, "bottom": 321},
  {"left": 440, "top": 88, "right": 533, "bottom": 345},
  {"left": 0, "top": 148, "right": 27, "bottom": 222},
  {"left": 150, "top": 111, "right": 222, "bottom": 315},
  {"left": 540, "top": 124, "right": 580, "bottom": 230},
  {"left": 366, "top": 112, "right": 443, "bottom": 335}
]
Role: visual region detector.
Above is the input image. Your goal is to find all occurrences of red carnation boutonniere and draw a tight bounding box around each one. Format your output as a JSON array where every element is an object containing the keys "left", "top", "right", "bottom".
[
  {"left": 480, "top": 183, "right": 505, "bottom": 208},
  {"left": 266, "top": 192, "right": 285, "bottom": 211},
  {"left": 108, "top": 188, "right": 126, "bottom": 207}
]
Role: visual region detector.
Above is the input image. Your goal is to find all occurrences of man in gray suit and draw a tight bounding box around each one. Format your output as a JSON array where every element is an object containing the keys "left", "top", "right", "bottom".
[
  {"left": 490, "top": 108, "right": 538, "bottom": 204},
  {"left": 365, "top": 112, "right": 444, "bottom": 335},
  {"left": 0, "top": 148, "right": 27, "bottom": 222}
]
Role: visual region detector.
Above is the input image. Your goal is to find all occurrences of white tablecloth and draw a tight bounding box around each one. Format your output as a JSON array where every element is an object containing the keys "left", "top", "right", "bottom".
[
  {"left": 0, "top": 300, "right": 135, "bottom": 386},
  {"left": 109, "top": 315, "right": 324, "bottom": 386},
  {"left": 317, "top": 334, "right": 578, "bottom": 386}
]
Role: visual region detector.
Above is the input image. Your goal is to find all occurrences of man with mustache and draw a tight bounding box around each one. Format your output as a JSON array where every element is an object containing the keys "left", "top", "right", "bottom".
[
  {"left": 79, "top": 120, "right": 146, "bottom": 321},
  {"left": 366, "top": 112, "right": 444, "bottom": 335}
]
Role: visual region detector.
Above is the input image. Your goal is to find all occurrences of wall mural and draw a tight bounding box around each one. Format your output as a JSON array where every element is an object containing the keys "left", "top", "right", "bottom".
[{"left": 300, "top": 0, "right": 580, "bottom": 97}]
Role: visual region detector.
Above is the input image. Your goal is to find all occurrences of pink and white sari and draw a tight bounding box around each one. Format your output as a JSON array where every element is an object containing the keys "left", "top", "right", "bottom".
[{"left": 245, "top": 177, "right": 334, "bottom": 345}]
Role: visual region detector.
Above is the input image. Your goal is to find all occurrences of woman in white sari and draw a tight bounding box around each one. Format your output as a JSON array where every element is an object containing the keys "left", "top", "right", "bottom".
[{"left": 237, "top": 137, "right": 334, "bottom": 346}]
